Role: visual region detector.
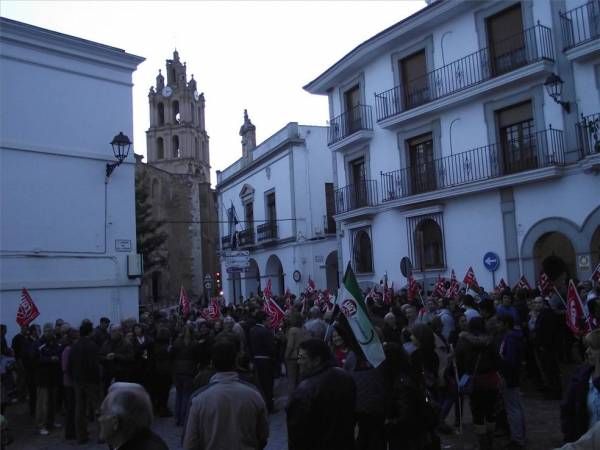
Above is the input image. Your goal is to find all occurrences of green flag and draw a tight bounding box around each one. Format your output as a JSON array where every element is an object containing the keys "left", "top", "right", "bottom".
[{"left": 335, "top": 263, "right": 386, "bottom": 368}]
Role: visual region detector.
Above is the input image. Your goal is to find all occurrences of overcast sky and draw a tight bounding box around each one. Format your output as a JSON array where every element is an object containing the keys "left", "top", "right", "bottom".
[{"left": 1, "top": 1, "right": 425, "bottom": 185}]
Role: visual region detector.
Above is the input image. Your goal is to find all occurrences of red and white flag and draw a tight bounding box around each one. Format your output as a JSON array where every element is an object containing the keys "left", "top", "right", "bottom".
[
  {"left": 262, "top": 280, "right": 284, "bottom": 329},
  {"left": 566, "top": 279, "right": 590, "bottom": 336},
  {"left": 207, "top": 297, "right": 221, "bottom": 321},
  {"left": 513, "top": 275, "right": 532, "bottom": 291},
  {"left": 463, "top": 266, "right": 479, "bottom": 289},
  {"left": 16, "top": 288, "right": 40, "bottom": 327},
  {"left": 407, "top": 274, "right": 421, "bottom": 302},
  {"left": 495, "top": 278, "right": 508, "bottom": 292},
  {"left": 445, "top": 270, "right": 460, "bottom": 299},
  {"left": 306, "top": 277, "right": 316, "bottom": 295},
  {"left": 263, "top": 278, "right": 273, "bottom": 300},
  {"left": 538, "top": 272, "right": 554, "bottom": 297},
  {"left": 433, "top": 275, "right": 446, "bottom": 298},
  {"left": 179, "top": 286, "right": 191, "bottom": 317},
  {"left": 284, "top": 288, "right": 293, "bottom": 311},
  {"left": 591, "top": 263, "right": 600, "bottom": 283}
]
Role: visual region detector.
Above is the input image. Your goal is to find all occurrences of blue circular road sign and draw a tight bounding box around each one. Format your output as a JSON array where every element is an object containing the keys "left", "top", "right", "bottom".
[{"left": 483, "top": 252, "right": 500, "bottom": 272}]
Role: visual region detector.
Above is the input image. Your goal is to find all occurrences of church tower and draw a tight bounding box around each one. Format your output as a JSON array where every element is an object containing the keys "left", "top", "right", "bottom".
[{"left": 146, "top": 50, "right": 210, "bottom": 181}]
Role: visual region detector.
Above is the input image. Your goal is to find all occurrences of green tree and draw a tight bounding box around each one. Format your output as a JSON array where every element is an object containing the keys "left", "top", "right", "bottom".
[{"left": 136, "top": 171, "right": 168, "bottom": 271}]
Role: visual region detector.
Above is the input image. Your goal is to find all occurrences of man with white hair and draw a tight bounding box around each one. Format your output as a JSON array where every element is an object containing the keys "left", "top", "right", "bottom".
[
  {"left": 98, "top": 382, "right": 167, "bottom": 450},
  {"left": 304, "top": 306, "right": 328, "bottom": 341}
]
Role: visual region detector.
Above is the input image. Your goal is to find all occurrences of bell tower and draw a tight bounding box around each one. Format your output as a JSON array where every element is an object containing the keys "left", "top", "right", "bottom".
[{"left": 146, "top": 50, "right": 210, "bottom": 181}]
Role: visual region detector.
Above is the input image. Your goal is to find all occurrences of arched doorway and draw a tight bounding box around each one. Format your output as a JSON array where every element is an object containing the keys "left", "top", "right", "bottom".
[
  {"left": 245, "top": 258, "right": 260, "bottom": 299},
  {"left": 533, "top": 232, "right": 576, "bottom": 284},
  {"left": 591, "top": 226, "right": 600, "bottom": 268},
  {"left": 266, "top": 255, "right": 284, "bottom": 296},
  {"left": 325, "top": 251, "right": 339, "bottom": 292}
]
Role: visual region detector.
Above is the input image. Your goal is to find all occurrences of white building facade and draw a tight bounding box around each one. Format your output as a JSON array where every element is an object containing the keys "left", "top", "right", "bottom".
[
  {"left": 216, "top": 116, "right": 338, "bottom": 302},
  {"left": 305, "top": 0, "right": 600, "bottom": 292},
  {"left": 0, "top": 18, "right": 144, "bottom": 338}
]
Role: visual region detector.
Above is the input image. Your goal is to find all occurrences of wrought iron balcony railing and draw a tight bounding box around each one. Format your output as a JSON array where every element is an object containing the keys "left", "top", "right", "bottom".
[
  {"left": 221, "top": 235, "right": 231, "bottom": 250},
  {"left": 238, "top": 228, "right": 255, "bottom": 247},
  {"left": 375, "top": 24, "right": 554, "bottom": 121},
  {"left": 257, "top": 221, "right": 278, "bottom": 242},
  {"left": 576, "top": 113, "right": 600, "bottom": 159},
  {"left": 328, "top": 104, "right": 373, "bottom": 145},
  {"left": 380, "top": 128, "right": 565, "bottom": 202},
  {"left": 334, "top": 179, "right": 379, "bottom": 214},
  {"left": 560, "top": 1, "right": 600, "bottom": 50}
]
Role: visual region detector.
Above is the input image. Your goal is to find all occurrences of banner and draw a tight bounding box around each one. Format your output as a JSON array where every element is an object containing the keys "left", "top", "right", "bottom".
[
  {"left": 207, "top": 297, "right": 221, "bottom": 321},
  {"left": 16, "top": 288, "right": 40, "bottom": 327},
  {"left": 335, "top": 263, "right": 385, "bottom": 368},
  {"left": 566, "top": 279, "right": 590, "bottom": 336}
]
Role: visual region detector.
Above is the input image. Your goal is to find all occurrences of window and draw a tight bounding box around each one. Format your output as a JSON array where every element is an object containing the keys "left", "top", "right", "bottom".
[
  {"left": 156, "top": 137, "right": 164, "bottom": 159},
  {"left": 172, "top": 135, "right": 180, "bottom": 158},
  {"left": 486, "top": 4, "right": 525, "bottom": 76},
  {"left": 353, "top": 228, "right": 373, "bottom": 273},
  {"left": 407, "top": 133, "right": 436, "bottom": 194},
  {"left": 195, "top": 138, "right": 199, "bottom": 159},
  {"left": 191, "top": 103, "right": 195, "bottom": 123},
  {"left": 266, "top": 192, "right": 276, "bottom": 223},
  {"left": 348, "top": 157, "right": 368, "bottom": 209},
  {"left": 157, "top": 103, "right": 165, "bottom": 126},
  {"left": 400, "top": 49, "right": 428, "bottom": 108},
  {"left": 496, "top": 101, "right": 535, "bottom": 174},
  {"left": 172, "top": 100, "right": 180, "bottom": 124},
  {"left": 324, "top": 183, "right": 336, "bottom": 234},
  {"left": 408, "top": 213, "right": 445, "bottom": 270},
  {"left": 245, "top": 201, "right": 254, "bottom": 231},
  {"left": 344, "top": 85, "right": 361, "bottom": 133}
]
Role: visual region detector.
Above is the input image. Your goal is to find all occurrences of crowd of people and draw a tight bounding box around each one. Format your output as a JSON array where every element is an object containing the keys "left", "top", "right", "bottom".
[{"left": 0, "top": 276, "right": 599, "bottom": 450}]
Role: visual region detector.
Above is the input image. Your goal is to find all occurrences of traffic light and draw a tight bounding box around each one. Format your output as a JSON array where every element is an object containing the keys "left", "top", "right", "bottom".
[{"left": 215, "top": 272, "right": 221, "bottom": 291}]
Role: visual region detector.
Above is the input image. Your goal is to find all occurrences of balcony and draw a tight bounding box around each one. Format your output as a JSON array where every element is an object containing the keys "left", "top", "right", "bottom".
[
  {"left": 380, "top": 128, "right": 565, "bottom": 203},
  {"left": 221, "top": 235, "right": 231, "bottom": 250},
  {"left": 576, "top": 113, "right": 600, "bottom": 159},
  {"left": 560, "top": 1, "right": 600, "bottom": 51},
  {"left": 334, "top": 180, "right": 379, "bottom": 215},
  {"left": 238, "top": 228, "right": 255, "bottom": 247},
  {"left": 328, "top": 105, "right": 373, "bottom": 149},
  {"left": 375, "top": 25, "right": 554, "bottom": 123},
  {"left": 257, "top": 221, "right": 278, "bottom": 242}
]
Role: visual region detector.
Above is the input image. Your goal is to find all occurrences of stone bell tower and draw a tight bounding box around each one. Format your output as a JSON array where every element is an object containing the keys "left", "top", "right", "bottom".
[{"left": 146, "top": 49, "right": 210, "bottom": 181}]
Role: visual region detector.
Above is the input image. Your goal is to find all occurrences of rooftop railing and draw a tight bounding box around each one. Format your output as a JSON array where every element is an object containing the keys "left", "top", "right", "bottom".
[
  {"left": 375, "top": 24, "right": 554, "bottom": 121},
  {"left": 560, "top": 1, "right": 600, "bottom": 50},
  {"left": 380, "top": 128, "right": 565, "bottom": 202}
]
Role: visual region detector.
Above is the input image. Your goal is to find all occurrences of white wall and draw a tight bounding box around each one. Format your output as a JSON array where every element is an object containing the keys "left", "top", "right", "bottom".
[{"left": 0, "top": 19, "right": 143, "bottom": 339}]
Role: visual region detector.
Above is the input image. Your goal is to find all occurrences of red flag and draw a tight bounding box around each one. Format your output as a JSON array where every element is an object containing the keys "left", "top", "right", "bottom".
[
  {"left": 495, "top": 278, "right": 508, "bottom": 292},
  {"left": 433, "top": 275, "right": 446, "bottom": 298},
  {"left": 207, "top": 298, "right": 221, "bottom": 320},
  {"left": 407, "top": 274, "right": 421, "bottom": 302},
  {"left": 591, "top": 263, "right": 600, "bottom": 283},
  {"left": 463, "top": 266, "right": 479, "bottom": 289},
  {"left": 445, "top": 270, "right": 459, "bottom": 299},
  {"left": 513, "top": 275, "right": 531, "bottom": 291},
  {"left": 538, "top": 272, "right": 554, "bottom": 296},
  {"left": 263, "top": 297, "right": 285, "bottom": 329},
  {"left": 566, "top": 279, "right": 590, "bottom": 336},
  {"left": 284, "top": 288, "right": 293, "bottom": 311},
  {"left": 263, "top": 279, "right": 272, "bottom": 300},
  {"left": 16, "top": 288, "right": 40, "bottom": 327},
  {"left": 306, "top": 277, "right": 316, "bottom": 295},
  {"left": 179, "top": 286, "right": 191, "bottom": 317}
]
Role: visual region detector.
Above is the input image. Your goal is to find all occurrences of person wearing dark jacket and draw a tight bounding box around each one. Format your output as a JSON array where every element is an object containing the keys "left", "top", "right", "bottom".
[
  {"left": 456, "top": 317, "right": 500, "bottom": 450},
  {"left": 99, "top": 325, "right": 135, "bottom": 391},
  {"left": 286, "top": 338, "right": 356, "bottom": 450},
  {"left": 150, "top": 327, "right": 172, "bottom": 417},
  {"left": 531, "top": 296, "right": 563, "bottom": 399},
  {"left": 561, "top": 329, "right": 600, "bottom": 444},
  {"left": 171, "top": 324, "right": 201, "bottom": 426},
  {"left": 68, "top": 320, "right": 101, "bottom": 444},
  {"left": 34, "top": 323, "right": 63, "bottom": 435},
  {"left": 497, "top": 314, "right": 526, "bottom": 449},
  {"left": 249, "top": 311, "right": 276, "bottom": 412},
  {"left": 98, "top": 382, "right": 167, "bottom": 450}
]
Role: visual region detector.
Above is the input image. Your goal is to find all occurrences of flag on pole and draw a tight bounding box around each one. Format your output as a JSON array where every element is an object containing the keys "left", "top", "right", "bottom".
[
  {"left": 495, "top": 278, "right": 508, "bottom": 292},
  {"left": 591, "top": 263, "right": 600, "bottom": 283},
  {"left": 445, "top": 270, "right": 459, "bottom": 299},
  {"left": 16, "top": 288, "right": 40, "bottom": 327},
  {"left": 306, "top": 277, "right": 316, "bottom": 295},
  {"left": 208, "top": 297, "right": 221, "bottom": 321},
  {"left": 566, "top": 279, "right": 591, "bottom": 336},
  {"left": 335, "top": 263, "right": 385, "bottom": 368},
  {"left": 513, "top": 275, "right": 532, "bottom": 291},
  {"left": 538, "top": 272, "right": 554, "bottom": 297},
  {"left": 228, "top": 201, "right": 240, "bottom": 249},
  {"left": 463, "top": 266, "right": 479, "bottom": 289},
  {"left": 262, "top": 279, "right": 284, "bottom": 329},
  {"left": 433, "top": 275, "right": 446, "bottom": 298},
  {"left": 179, "top": 286, "right": 191, "bottom": 317},
  {"left": 407, "top": 274, "right": 421, "bottom": 302},
  {"left": 382, "top": 273, "right": 392, "bottom": 305}
]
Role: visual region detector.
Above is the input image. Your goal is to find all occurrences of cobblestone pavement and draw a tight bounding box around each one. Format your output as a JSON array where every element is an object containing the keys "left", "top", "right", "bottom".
[{"left": 4, "top": 374, "right": 567, "bottom": 450}]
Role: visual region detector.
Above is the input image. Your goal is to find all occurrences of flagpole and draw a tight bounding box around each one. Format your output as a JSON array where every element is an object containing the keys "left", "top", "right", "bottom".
[{"left": 552, "top": 286, "right": 567, "bottom": 309}]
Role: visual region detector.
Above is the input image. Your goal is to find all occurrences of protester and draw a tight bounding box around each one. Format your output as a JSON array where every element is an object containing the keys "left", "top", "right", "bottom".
[
  {"left": 61, "top": 327, "right": 78, "bottom": 441},
  {"left": 171, "top": 324, "right": 201, "bottom": 426},
  {"left": 249, "top": 311, "right": 276, "bottom": 412},
  {"left": 34, "top": 322, "right": 62, "bottom": 436},
  {"left": 182, "top": 339, "right": 269, "bottom": 450},
  {"left": 284, "top": 311, "right": 305, "bottom": 393},
  {"left": 286, "top": 338, "right": 356, "bottom": 450}
]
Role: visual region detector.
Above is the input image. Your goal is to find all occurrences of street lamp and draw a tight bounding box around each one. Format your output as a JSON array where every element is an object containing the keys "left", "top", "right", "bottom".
[
  {"left": 544, "top": 73, "right": 570, "bottom": 113},
  {"left": 106, "top": 132, "right": 132, "bottom": 178}
]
